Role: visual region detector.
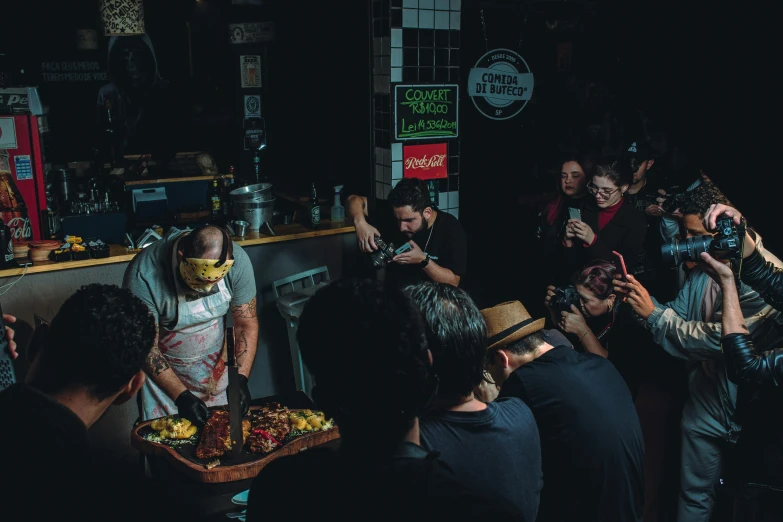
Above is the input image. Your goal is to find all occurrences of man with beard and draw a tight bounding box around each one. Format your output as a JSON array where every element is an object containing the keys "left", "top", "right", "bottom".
[{"left": 347, "top": 178, "right": 467, "bottom": 287}]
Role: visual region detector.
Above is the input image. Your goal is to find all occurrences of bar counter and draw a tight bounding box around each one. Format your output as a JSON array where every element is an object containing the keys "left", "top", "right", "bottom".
[{"left": 0, "top": 220, "right": 355, "bottom": 278}]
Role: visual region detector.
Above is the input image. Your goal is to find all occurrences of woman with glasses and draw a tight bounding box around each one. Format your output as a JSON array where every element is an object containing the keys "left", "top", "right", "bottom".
[
  {"left": 536, "top": 151, "right": 595, "bottom": 287},
  {"left": 562, "top": 161, "right": 647, "bottom": 278}
]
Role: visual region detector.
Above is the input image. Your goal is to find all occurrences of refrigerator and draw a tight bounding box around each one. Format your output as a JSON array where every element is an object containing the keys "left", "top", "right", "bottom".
[{"left": 0, "top": 87, "right": 50, "bottom": 242}]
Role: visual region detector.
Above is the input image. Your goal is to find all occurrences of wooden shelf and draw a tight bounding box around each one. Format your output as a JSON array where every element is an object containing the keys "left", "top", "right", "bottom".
[{"left": 124, "top": 174, "right": 233, "bottom": 187}]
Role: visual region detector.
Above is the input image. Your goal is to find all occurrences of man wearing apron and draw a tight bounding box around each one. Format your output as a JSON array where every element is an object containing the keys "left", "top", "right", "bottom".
[{"left": 123, "top": 225, "right": 258, "bottom": 425}]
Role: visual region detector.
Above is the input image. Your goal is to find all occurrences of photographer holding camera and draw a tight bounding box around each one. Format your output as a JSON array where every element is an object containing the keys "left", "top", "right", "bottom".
[
  {"left": 613, "top": 182, "right": 783, "bottom": 522},
  {"left": 699, "top": 203, "right": 783, "bottom": 522},
  {"left": 346, "top": 178, "right": 467, "bottom": 288}
]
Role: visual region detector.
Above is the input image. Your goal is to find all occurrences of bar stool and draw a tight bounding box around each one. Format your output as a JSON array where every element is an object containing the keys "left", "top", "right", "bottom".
[{"left": 272, "top": 266, "right": 331, "bottom": 398}]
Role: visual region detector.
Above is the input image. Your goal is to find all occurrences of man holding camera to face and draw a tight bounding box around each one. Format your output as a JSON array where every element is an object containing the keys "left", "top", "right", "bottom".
[
  {"left": 699, "top": 203, "right": 783, "bottom": 522},
  {"left": 346, "top": 178, "right": 467, "bottom": 287},
  {"left": 613, "top": 182, "right": 783, "bottom": 522}
]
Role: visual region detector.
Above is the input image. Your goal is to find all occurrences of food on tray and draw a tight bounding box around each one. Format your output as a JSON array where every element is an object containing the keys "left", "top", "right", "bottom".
[
  {"left": 288, "top": 409, "right": 334, "bottom": 433},
  {"left": 150, "top": 416, "right": 198, "bottom": 439},
  {"left": 246, "top": 402, "right": 292, "bottom": 455},
  {"left": 205, "top": 459, "right": 221, "bottom": 470},
  {"left": 194, "top": 410, "right": 251, "bottom": 459}
]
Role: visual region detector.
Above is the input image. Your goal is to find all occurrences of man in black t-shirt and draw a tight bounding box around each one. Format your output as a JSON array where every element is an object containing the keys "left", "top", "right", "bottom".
[
  {"left": 346, "top": 178, "right": 467, "bottom": 287},
  {"left": 482, "top": 300, "right": 644, "bottom": 522}
]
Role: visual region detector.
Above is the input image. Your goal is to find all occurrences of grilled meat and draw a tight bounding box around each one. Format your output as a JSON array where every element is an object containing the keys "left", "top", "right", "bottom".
[
  {"left": 195, "top": 410, "right": 252, "bottom": 459},
  {"left": 246, "top": 402, "right": 292, "bottom": 454}
]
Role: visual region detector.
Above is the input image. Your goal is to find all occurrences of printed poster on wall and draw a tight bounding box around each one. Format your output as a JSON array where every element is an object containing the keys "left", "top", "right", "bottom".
[
  {"left": 403, "top": 143, "right": 447, "bottom": 180},
  {"left": 468, "top": 48, "right": 534, "bottom": 120},
  {"left": 229, "top": 23, "right": 275, "bottom": 44},
  {"left": 0, "top": 118, "right": 18, "bottom": 149},
  {"left": 240, "top": 55, "right": 262, "bottom": 88},
  {"left": 244, "top": 95, "right": 261, "bottom": 118}
]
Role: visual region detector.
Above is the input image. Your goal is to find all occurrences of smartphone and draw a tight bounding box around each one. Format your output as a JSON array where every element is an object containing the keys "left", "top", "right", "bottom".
[
  {"left": 612, "top": 250, "right": 629, "bottom": 280},
  {"left": 568, "top": 207, "right": 582, "bottom": 221},
  {"left": 394, "top": 243, "right": 412, "bottom": 255}
]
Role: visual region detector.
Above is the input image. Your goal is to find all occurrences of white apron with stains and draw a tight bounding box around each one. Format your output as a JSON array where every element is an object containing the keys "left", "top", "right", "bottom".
[{"left": 140, "top": 238, "right": 231, "bottom": 420}]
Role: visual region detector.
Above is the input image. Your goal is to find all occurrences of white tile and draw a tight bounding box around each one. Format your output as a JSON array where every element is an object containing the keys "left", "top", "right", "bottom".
[
  {"left": 391, "top": 48, "right": 403, "bottom": 67},
  {"left": 380, "top": 76, "right": 390, "bottom": 93},
  {"left": 375, "top": 147, "right": 383, "bottom": 163},
  {"left": 382, "top": 37, "right": 390, "bottom": 55},
  {"left": 381, "top": 55, "right": 390, "bottom": 72},
  {"left": 419, "top": 9, "right": 434, "bottom": 28},
  {"left": 392, "top": 143, "right": 403, "bottom": 161},
  {"left": 446, "top": 207, "right": 459, "bottom": 219},
  {"left": 447, "top": 191, "right": 459, "bottom": 208},
  {"left": 402, "top": 9, "right": 419, "bottom": 27},
  {"left": 391, "top": 67, "right": 402, "bottom": 82},
  {"left": 435, "top": 0, "right": 449, "bottom": 9},
  {"left": 392, "top": 161, "right": 403, "bottom": 180},
  {"left": 403, "top": 0, "right": 418, "bottom": 7},
  {"left": 382, "top": 149, "right": 391, "bottom": 166},
  {"left": 450, "top": 0, "right": 461, "bottom": 11},
  {"left": 373, "top": 37, "right": 382, "bottom": 56},
  {"left": 438, "top": 192, "right": 449, "bottom": 208},
  {"left": 391, "top": 28, "right": 402, "bottom": 47},
  {"left": 449, "top": 11, "right": 461, "bottom": 29},
  {"left": 375, "top": 164, "right": 384, "bottom": 182},
  {"left": 434, "top": 10, "right": 449, "bottom": 29},
  {"left": 392, "top": 178, "right": 402, "bottom": 189},
  {"left": 383, "top": 183, "right": 392, "bottom": 199},
  {"left": 373, "top": 75, "right": 383, "bottom": 93},
  {"left": 383, "top": 167, "right": 392, "bottom": 184},
  {"left": 419, "top": 0, "right": 434, "bottom": 8}
]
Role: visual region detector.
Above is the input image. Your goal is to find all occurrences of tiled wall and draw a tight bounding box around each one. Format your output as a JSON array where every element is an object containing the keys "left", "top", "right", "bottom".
[{"left": 372, "top": 0, "right": 462, "bottom": 219}]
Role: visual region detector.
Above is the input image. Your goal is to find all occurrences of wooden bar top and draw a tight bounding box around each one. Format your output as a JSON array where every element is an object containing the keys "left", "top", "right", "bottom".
[{"left": 0, "top": 220, "right": 354, "bottom": 279}]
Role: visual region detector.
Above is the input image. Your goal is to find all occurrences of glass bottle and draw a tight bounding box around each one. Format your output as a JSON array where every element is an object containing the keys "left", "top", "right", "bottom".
[
  {"left": 308, "top": 183, "right": 320, "bottom": 229},
  {"left": 210, "top": 180, "right": 222, "bottom": 219}
]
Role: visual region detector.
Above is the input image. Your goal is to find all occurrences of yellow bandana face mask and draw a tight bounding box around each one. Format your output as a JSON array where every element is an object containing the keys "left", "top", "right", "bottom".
[{"left": 179, "top": 258, "right": 235, "bottom": 293}]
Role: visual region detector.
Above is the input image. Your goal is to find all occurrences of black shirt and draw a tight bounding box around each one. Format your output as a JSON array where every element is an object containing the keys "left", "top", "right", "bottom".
[
  {"left": 246, "top": 443, "right": 525, "bottom": 521},
  {"left": 373, "top": 200, "right": 468, "bottom": 287},
  {"left": 420, "top": 398, "right": 542, "bottom": 521},
  {"left": 499, "top": 345, "right": 644, "bottom": 522}
]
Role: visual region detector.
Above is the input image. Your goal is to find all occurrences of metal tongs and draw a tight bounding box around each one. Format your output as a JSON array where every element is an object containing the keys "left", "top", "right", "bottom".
[{"left": 226, "top": 324, "right": 244, "bottom": 459}]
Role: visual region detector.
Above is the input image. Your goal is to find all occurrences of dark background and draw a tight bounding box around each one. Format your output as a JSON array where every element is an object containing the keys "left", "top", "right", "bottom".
[{"left": 2, "top": 0, "right": 779, "bottom": 305}]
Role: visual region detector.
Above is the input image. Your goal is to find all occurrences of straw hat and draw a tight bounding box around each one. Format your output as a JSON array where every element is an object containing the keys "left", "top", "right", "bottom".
[{"left": 481, "top": 301, "right": 546, "bottom": 351}]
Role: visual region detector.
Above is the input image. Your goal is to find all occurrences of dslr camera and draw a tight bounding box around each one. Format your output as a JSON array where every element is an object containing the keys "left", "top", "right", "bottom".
[
  {"left": 369, "top": 236, "right": 412, "bottom": 269},
  {"left": 550, "top": 285, "right": 581, "bottom": 313},
  {"left": 660, "top": 185, "right": 684, "bottom": 214},
  {"left": 661, "top": 213, "right": 744, "bottom": 266}
]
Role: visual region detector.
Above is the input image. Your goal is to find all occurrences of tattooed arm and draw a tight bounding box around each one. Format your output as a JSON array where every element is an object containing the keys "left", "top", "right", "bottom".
[
  {"left": 143, "top": 340, "right": 188, "bottom": 400},
  {"left": 231, "top": 297, "right": 259, "bottom": 378}
]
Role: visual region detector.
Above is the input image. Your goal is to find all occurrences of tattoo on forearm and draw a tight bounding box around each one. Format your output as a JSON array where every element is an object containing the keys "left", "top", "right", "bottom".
[
  {"left": 145, "top": 346, "right": 170, "bottom": 377},
  {"left": 231, "top": 297, "right": 257, "bottom": 319},
  {"left": 237, "top": 331, "right": 249, "bottom": 363}
]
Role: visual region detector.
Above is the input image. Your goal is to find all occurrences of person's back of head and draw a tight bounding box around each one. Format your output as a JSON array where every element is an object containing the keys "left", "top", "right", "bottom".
[
  {"left": 405, "top": 282, "right": 486, "bottom": 399},
  {"left": 297, "top": 278, "right": 436, "bottom": 455},
  {"left": 179, "top": 225, "right": 234, "bottom": 261},
  {"left": 594, "top": 160, "right": 634, "bottom": 188},
  {"left": 388, "top": 178, "right": 433, "bottom": 213},
  {"left": 30, "top": 284, "right": 156, "bottom": 402}
]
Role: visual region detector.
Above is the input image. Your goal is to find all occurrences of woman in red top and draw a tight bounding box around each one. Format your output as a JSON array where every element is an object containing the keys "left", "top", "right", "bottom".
[{"left": 562, "top": 161, "right": 647, "bottom": 277}]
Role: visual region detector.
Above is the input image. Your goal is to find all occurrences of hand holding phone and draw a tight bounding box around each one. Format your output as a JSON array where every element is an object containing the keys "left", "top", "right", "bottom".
[
  {"left": 568, "top": 207, "right": 582, "bottom": 222},
  {"left": 612, "top": 250, "right": 629, "bottom": 280}
]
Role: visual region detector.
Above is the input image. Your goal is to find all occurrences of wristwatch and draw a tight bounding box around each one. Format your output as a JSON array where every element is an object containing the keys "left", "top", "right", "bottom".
[{"left": 419, "top": 254, "right": 431, "bottom": 268}]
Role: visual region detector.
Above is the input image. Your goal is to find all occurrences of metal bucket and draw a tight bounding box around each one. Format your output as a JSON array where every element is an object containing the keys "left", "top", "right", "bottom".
[
  {"left": 234, "top": 198, "right": 275, "bottom": 231},
  {"left": 229, "top": 183, "right": 273, "bottom": 203}
]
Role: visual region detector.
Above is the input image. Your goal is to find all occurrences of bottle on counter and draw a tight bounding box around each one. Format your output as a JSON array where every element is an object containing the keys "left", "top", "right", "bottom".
[
  {"left": 210, "top": 180, "right": 222, "bottom": 219},
  {"left": 308, "top": 183, "right": 320, "bottom": 229},
  {"left": 331, "top": 185, "right": 345, "bottom": 223},
  {"left": 222, "top": 177, "right": 235, "bottom": 220},
  {"left": 0, "top": 219, "right": 16, "bottom": 269}
]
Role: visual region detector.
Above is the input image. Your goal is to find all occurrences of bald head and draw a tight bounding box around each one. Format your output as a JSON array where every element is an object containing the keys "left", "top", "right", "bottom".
[{"left": 180, "top": 226, "right": 234, "bottom": 260}]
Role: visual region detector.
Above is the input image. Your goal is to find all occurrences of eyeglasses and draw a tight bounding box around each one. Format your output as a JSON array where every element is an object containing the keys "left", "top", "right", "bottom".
[{"left": 587, "top": 182, "right": 620, "bottom": 197}]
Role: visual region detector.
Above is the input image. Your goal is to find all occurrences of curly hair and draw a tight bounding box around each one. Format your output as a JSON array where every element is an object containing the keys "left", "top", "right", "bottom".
[
  {"left": 594, "top": 160, "right": 634, "bottom": 188},
  {"left": 36, "top": 284, "right": 157, "bottom": 401},
  {"left": 575, "top": 260, "right": 617, "bottom": 300},
  {"left": 404, "top": 282, "right": 487, "bottom": 398},
  {"left": 297, "top": 278, "right": 433, "bottom": 443},
  {"left": 679, "top": 181, "right": 730, "bottom": 217},
  {"left": 388, "top": 178, "right": 433, "bottom": 213}
]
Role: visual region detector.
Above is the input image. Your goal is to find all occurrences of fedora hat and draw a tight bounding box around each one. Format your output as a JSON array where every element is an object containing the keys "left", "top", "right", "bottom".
[{"left": 481, "top": 301, "right": 546, "bottom": 351}]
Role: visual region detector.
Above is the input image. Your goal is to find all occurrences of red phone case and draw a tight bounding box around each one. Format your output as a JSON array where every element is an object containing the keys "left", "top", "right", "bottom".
[{"left": 612, "top": 250, "right": 628, "bottom": 278}]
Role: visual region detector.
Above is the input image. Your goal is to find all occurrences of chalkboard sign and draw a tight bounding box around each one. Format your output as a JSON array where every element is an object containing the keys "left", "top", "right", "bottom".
[{"left": 395, "top": 84, "right": 459, "bottom": 141}]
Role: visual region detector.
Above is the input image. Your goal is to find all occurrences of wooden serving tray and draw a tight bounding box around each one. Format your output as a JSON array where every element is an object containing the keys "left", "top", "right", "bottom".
[{"left": 131, "top": 405, "right": 340, "bottom": 483}]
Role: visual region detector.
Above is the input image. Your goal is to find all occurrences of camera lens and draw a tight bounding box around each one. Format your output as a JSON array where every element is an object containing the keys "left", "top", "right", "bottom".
[{"left": 661, "top": 235, "right": 713, "bottom": 265}]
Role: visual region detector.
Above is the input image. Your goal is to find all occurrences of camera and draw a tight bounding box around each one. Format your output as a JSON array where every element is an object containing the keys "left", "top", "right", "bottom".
[
  {"left": 660, "top": 186, "right": 684, "bottom": 213},
  {"left": 368, "top": 236, "right": 411, "bottom": 269},
  {"left": 550, "top": 285, "right": 581, "bottom": 313},
  {"left": 661, "top": 213, "right": 743, "bottom": 266}
]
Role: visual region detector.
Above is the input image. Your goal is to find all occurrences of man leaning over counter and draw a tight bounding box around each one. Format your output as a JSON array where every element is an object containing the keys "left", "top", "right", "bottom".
[{"left": 123, "top": 225, "right": 258, "bottom": 425}]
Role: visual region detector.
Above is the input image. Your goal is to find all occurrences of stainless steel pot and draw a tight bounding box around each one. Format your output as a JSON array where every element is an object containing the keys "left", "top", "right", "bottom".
[
  {"left": 229, "top": 183, "right": 273, "bottom": 202},
  {"left": 234, "top": 198, "right": 275, "bottom": 231}
]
